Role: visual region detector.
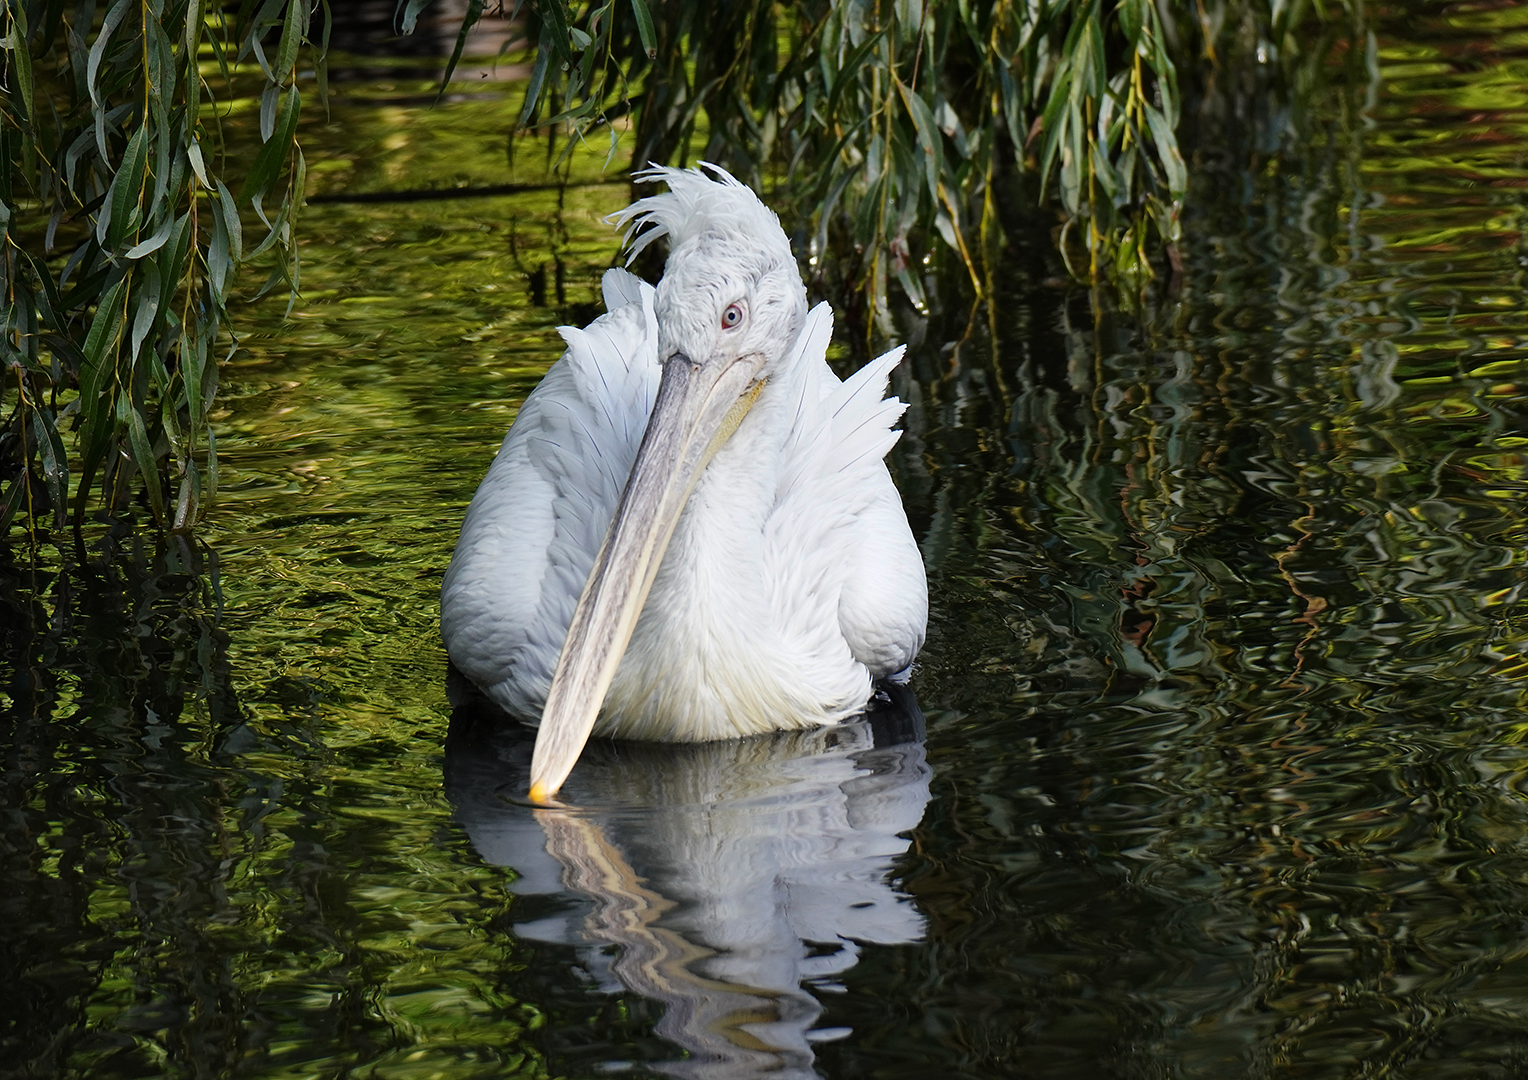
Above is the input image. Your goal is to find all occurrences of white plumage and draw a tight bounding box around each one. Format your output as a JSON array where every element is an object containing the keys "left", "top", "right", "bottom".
[{"left": 440, "top": 165, "right": 926, "bottom": 795}]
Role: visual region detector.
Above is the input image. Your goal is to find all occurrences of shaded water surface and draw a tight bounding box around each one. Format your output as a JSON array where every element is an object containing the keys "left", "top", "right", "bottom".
[{"left": 4, "top": 4, "right": 1528, "bottom": 1077}]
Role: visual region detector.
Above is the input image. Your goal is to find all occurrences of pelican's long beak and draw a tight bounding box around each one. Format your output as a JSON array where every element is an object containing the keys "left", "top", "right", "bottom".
[{"left": 527, "top": 351, "right": 767, "bottom": 802}]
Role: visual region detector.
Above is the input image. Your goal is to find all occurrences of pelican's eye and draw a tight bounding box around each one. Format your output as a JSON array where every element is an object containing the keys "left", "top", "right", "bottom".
[{"left": 721, "top": 303, "right": 744, "bottom": 330}]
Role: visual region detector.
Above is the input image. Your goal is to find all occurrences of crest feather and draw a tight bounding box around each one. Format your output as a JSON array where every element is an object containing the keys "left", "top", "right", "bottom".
[{"left": 608, "top": 163, "right": 792, "bottom": 267}]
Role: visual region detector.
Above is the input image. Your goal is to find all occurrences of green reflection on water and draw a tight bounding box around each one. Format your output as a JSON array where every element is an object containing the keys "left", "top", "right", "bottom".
[
  {"left": 4, "top": 7, "right": 1528, "bottom": 1078},
  {"left": 1, "top": 113, "right": 631, "bottom": 1074}
]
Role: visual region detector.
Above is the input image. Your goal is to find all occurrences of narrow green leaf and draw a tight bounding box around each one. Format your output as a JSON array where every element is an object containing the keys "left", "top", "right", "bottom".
[
  {"left": 62, "top": 126, "right": 94, "bottom": 188},
  {"left": 538, "top": 0, "right": 574, "bottom": 65},
  {"left": 7, "top": 280, "right": 39, "bottom": 369},
  {"left": 29, "top": 408, "right": 69, "bottom": 528},
  {"left": 157, "top": 215, "right": 191, "bottom": 317},
  {"left": 0, "top": 476, "right": 26, "bottom": 534},
  {"left": 61, "top": 260, "right": 112, "bottom": 315},
  {"left": 187, "top": 139, "right": 210, "bottom": 186},
  {"left": 825, "top": 29, "right": 884, "bottom": 120},
  {"left": 156, "top": 365, "right": 182, "bottom": 443},
  {"left": 75, "top": 279, "right": 129, "bottom": 513},
  {"left": 894, "top": 263, "right": 927, "bottom": 314},
  {"left": 539, "top": 95, "right": 598, "bottom": 128},
  {"left": 812, "top": 166, "right": 856, "bottom": 261},
  {"left": 1036, "top": 59, "right": 1074, "bottom": 190},
  {"left": 630, "top": 0, "right": 657, "bottom": 58},
  {"left": 260, "top": 82, "right": 278, "bottom": 141},
  {"left": 276, "top": 0, "right": 307, "bottom": 81},
  {"left": 1118, "top": 0, "right": 1143, "bottom": 42},
  {"left": 934, "top": 210, "right": 960, "bottom": 251},
  {"left": 1059, "top": 117, "right": 1081, "bottom": 212},
  {"left": 146, "top": 10, "right": 175, "bottom": 102},
  {"left": 149, "top": 94, "right": 174, "bottom": 210},
  {"left": 997, "top": 65, "right": 1026, "bottom": 168},
  {"left": 105, "top": 126, "right": 150, "bottom": 250},
  {"left": 6, "top": 2, "right": 36, "bottom": 127},
  {"left": 80, "top": 279, "right": 127, "bottom": 407},
  {"left": 206, "top": 1, "right": 233, "bottom": 84},
  {"left": 889, "top": 129, "right": 922, "bottom": 230},
  {"left": 896, "top": 79, "right": 942, "bottom": 201},
  {"left": 439, "top": 0, "right": 483, "bottom": 93},
  {"left": 86, "top": 0, "right": 133, "bottom": 110},
  {"left": 242, "top": 0, "right": 284, "bottom": 76},
  {"left": 182, "top": 326, "right": 205, "bottom": 424},
  {"left": 1090, "top": 141, "right": 1119, "bottom": 204},
  {"left": 517, "top": 39, "right": 553, "bottom": 129},
  {"left": 1143, "top": 103, "right": 1186, "bottom": 199},
  {"left": 240, "top": 85, "right": 301, "bottom": 204},
  {"left": 130, "top": 275, "right": 162, "bottom": 362},
  {"left": 126, "top": 401, "right": 166, "bottom": 522},
  {"left": 208, "top": 193, "right": 232, "bottom": 300},
  {"left": 1117, "top": 144, "right": 1138, "bottom": 203},
  {"left": 174, "top": 459, "right": 198, "bottom": 530},
  {"left": 22, "top": 253, "right": 65, "bottom": 336},
  {"left": 126, "top": 214, "right": 177, "bottom": 259},
  {"left": 184, "top": 0, "right": 204, "bottom": 119},
  {"left": 317, "top": 0, "right": 333, "bottom": 109},
  {"left": 1085, "top": 16, "right": 1106, "bottom": 99},
  {"left": 853, "top": 172, "right": 885, "bottom": 246},
  {"left": 288, "top": 146, "right": 307, "bottom": 242}
]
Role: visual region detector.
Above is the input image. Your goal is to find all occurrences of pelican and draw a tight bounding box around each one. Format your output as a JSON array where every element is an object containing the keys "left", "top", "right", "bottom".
[{"left": 440, "top": 164, "right": 927, "bottom": 801}]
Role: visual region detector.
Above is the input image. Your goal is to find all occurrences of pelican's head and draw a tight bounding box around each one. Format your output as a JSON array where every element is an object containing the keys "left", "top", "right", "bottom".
[
  {"left": 618, "top": 164, "right": 808, "bottom": 379},
  {"left": 527, "top": 165, "right": 808, "bottom": 803}
]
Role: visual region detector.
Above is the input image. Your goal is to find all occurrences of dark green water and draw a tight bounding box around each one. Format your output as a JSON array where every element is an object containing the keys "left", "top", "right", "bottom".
[{"left": 4, "top": 5, "right": 1528, "bottom": 1077}]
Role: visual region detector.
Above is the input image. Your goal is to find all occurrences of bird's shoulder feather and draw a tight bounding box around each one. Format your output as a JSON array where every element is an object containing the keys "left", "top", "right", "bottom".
[
  {"left": 441, "top": 270, "right": 659, "bottom": 717},
  {"left": 767, "top": 305, "right": 928, "bottom": 676}
]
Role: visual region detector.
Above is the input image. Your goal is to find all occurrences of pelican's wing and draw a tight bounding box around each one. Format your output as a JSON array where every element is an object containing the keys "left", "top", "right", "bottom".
[
  {"left": 768, "top": 304, "right": 928, "bottom": 678},
  {"left": 441, "top": 269, "right": 660, "bottom": 719}
]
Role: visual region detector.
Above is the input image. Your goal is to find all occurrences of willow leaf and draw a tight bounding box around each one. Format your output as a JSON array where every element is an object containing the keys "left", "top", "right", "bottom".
[
  {"left": 276, "top": 0, "right": 307, "bottom": 82},
  {"left": 440, "top": 0, "right": 485, "bottom": 91},
  {"left": 896, "top": 80, "right": 942, "bottom": 202},
  {"left": 126, "top": 214, "right": 176, "bottom": 259},
  {"left": 126, "top": 401, "right": 165, "bottom": 522},
  {"left": 630, "top": 0, "right": 657, "bottom": 57},
  {"left": 241, "top": 85, "right": 300, "bottom": 204},
  {"left": 6, "top": 1, "right": 36, "bottom": 127},
  {"left": 105, "top": 125, "right": 149, "bottom": 250}
]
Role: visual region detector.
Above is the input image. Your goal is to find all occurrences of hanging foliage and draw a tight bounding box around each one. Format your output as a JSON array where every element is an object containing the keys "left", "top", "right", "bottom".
[
  {"left": 0, "top": 0, "right": 322, "bottom": 535},
  {"left": 1, "top": 0, "right": 1366, "bottom": 537},
  {"left": 504, "top": 0, "right": 1361, "bottom": 311}
]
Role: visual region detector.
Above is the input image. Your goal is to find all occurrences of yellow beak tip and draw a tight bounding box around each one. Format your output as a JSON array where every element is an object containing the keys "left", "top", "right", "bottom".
[{"left": 528, "top": 781, "right": 555, "bottom": 805}]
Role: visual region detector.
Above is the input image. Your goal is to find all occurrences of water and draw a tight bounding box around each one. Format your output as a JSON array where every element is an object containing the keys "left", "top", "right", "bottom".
[{"left": 3, "top": 5, "right": 1528, "bottom": 1077}]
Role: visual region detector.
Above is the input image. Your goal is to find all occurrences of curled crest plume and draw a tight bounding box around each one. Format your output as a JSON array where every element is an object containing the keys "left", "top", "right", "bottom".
[{"left": 608, "top": 163, "right": 793, "bottom": 267}]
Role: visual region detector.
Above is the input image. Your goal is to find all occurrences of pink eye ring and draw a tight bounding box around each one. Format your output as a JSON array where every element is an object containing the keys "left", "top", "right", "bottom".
[{"left": 721, "top": 303, "right": 744, "bottom": 329}]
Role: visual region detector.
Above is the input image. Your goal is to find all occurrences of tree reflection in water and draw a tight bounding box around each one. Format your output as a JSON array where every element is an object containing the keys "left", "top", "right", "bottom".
[{"left": 444, "top": 677, "right": 931, "bottom": 1079}]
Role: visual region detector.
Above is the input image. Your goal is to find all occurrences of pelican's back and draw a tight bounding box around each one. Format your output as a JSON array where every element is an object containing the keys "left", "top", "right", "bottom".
[{"left": 441, "top": 270, "right": 660, "bottom": 719}]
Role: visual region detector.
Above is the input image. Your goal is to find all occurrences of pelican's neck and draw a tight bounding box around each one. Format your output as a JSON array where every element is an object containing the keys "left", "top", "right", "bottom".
[{"left": 663, "top": 353, "right": 802, "bottom": 576}]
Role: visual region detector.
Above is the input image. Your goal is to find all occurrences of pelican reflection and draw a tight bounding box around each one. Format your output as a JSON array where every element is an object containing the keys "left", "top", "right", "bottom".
[{"left": 443, "top": 679, "right": 931, "bottom": 1078}]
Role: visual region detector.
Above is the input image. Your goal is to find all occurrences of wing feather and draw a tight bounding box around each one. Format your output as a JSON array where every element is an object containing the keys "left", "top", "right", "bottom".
[
  {"left": 441, "top": 270, "right": 659, "bottom": 718},
  {"left": 766, "top": 305, "right": 927, "bottom": 678}
]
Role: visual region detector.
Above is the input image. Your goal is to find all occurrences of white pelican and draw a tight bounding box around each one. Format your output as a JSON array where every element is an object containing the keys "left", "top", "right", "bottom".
[{"left": 440, "top": 164, "right": 927, "bottom": 801}]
